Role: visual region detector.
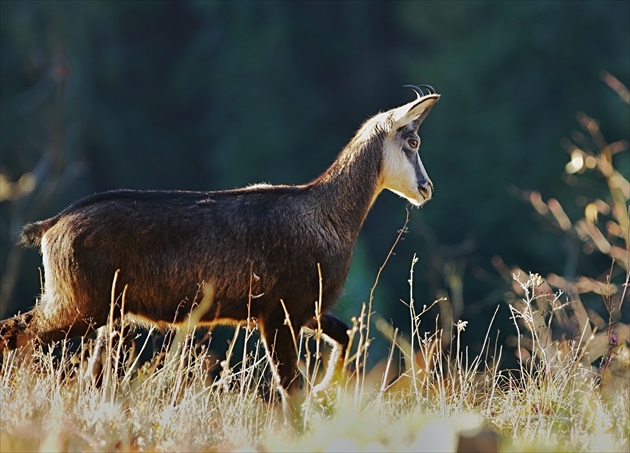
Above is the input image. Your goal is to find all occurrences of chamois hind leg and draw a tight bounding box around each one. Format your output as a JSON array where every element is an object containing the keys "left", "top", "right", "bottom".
[
  {"left": 0, "top": 303, "right": 106, "bottom": 353},
  {"left": 0, "top": 310, "right": 36, "bottom": 351},
  {"left": 304, "top": 313, "right": 350, "bottom": 393}
]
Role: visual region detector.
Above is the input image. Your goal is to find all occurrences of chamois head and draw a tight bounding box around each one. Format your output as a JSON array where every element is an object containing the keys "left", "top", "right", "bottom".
[{"left": 378, "top": 84, "right": 440, "bottom": 206}]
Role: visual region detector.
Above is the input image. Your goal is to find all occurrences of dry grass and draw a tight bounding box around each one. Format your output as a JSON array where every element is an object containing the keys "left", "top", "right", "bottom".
[{"left": 1, "top": 265, "right": 628, "bottom": 453}]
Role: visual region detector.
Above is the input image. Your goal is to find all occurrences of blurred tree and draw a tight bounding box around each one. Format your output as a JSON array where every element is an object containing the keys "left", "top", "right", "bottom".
[{"left": 0, "top": 0, "right": 628, "bottom": 361}]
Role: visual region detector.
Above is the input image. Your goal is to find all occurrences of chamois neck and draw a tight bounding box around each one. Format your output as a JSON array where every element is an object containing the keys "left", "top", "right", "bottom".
[{"left": 309, "top": 128, "right": 385, "bottom": 236}]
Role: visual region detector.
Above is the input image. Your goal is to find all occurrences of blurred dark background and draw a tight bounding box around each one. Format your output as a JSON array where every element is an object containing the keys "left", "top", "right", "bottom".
[{"left": 1, "top": 0, "right": 628, "bottom": 363}]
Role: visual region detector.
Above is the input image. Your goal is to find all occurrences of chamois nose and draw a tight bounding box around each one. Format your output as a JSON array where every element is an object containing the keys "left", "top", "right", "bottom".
[{"left": 419, "top": 180, "right": 434, "bottom": 199}]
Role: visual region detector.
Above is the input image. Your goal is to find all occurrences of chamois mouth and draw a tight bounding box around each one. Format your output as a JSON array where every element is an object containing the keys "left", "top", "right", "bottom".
[{"left": 417, "top": 185, "right": 432, "bottom": 202}]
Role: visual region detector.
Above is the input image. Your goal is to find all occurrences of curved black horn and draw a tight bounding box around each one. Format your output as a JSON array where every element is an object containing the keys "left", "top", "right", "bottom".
[
  {"left": 403, "top": 84, "right": 425, "bottom": 97},
  {"left": 418, "top": 84, "right": 436, "bottom": 95},
  {"left": 403, "top": 84, "right": 437, "bottom": 97}
]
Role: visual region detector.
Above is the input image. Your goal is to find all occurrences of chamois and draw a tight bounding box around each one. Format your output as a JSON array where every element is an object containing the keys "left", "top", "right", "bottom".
[{"left": 0, "top": 85, "right": 440, "bottom": 394}]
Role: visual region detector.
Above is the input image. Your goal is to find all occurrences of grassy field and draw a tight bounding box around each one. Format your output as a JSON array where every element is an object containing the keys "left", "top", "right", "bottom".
[
  {"left": 1, "top": 75, "right": 628, "bottom": 453},
  {"left": 0, "top": 266, "right": 628, "bottom": 453}
]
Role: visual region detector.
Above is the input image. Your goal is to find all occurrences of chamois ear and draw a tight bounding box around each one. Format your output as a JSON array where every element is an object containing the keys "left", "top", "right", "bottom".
[{"left": 391, "top": 85, "right": 440, "bottom": 131}]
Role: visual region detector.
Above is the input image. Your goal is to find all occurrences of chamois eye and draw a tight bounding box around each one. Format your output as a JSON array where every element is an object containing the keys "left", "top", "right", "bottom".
[{"left": 407, "top": 138, "right": 419, "bottom": 149}]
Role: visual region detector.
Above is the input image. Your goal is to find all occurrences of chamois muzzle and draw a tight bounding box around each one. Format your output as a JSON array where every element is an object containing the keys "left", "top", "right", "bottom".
[{"left": 417, "top": 180, "right": 434, "bottom": 200}]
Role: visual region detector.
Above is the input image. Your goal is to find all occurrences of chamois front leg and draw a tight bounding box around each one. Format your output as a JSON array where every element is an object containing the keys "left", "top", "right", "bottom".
[
  {"left": 304, "top": 313, "right": 350, "bottom": 393},
  {"left": 260, "top": 320, "right": 301, "bottom": 398}
]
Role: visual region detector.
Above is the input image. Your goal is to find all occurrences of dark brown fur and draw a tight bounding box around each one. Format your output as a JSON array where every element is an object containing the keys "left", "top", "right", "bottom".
[
  {"left": 0, "top": 130, "right": 387, "bottom": 391},
  {"left": 0, "top": 91, "right": 439, "bottom": 393}
]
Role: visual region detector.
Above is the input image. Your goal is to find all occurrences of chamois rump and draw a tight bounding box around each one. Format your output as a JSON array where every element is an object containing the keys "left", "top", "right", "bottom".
[{"left": 0, "top": 85, "right": 440, "bottom": 394}]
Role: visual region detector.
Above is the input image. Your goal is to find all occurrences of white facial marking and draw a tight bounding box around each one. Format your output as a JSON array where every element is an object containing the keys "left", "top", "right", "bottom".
[
  {"left": 381, "top": 139, "right": 427, "bottom": 206},
  {"left": 379, "top": 95, "right": 438, "bottom": 206}
]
